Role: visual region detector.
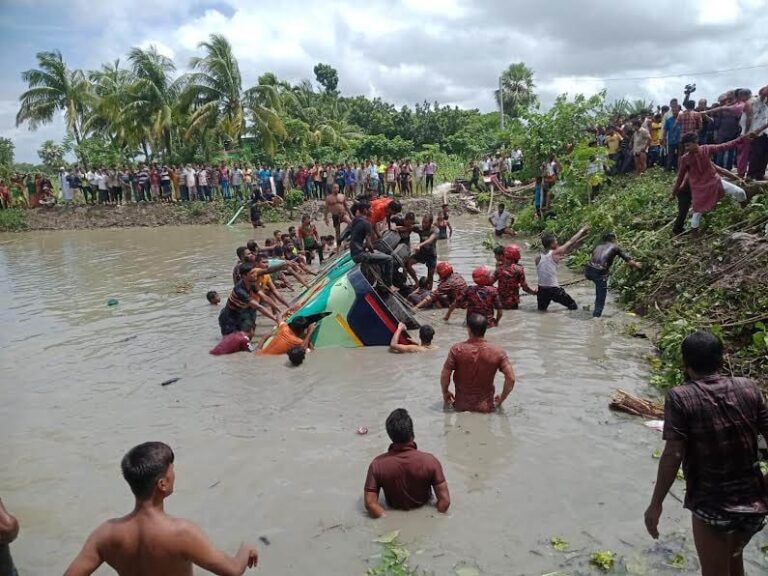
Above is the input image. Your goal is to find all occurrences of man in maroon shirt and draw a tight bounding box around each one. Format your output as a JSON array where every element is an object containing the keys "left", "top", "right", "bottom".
[
  {"left": 440, "top": 314, "right": 516, "bottom": 413},
  {"left": 364, "top": 409, "right": 450, "bottom": 518},
  {"left": 645, "top": 331, "right": 768, "bottom": 576}
]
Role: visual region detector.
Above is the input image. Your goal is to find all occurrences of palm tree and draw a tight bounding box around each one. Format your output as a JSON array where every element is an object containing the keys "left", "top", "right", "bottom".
[
  {"left": 184, "top": 34, "right": 245, "bottom": 144},
  {"left": 16, "top": 50, "right": 91, "bottom": 148},
  {"left": 243, "top": 83, "right": 287, "bottom": 157},
  {"left": 85, "top": 59, "right": 137, "bottom": 153},
  {"left": 126, "top": 45, "right": 183, "bottom": 160},
  {"left": 496, "top": 62, "right": 538, "bottom": 119}
]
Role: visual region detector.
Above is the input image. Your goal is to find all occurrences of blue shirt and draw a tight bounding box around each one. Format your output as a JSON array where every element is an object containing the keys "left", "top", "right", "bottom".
[
  {"left": 259, "top": 169, "right": 270, "bottom": 182},
  {"left": 665, "top": 116, "right": 681, "bottom": 145}
]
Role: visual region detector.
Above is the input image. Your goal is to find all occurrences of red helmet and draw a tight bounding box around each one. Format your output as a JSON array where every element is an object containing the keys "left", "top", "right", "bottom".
[
  {"left": 436, "top": 261, "right": 453, "bottom": 279},
  {"left": 504, "top": 244, "right": 521, "bottom": 262},
  {"left": 472, "top": 265, "right": 495, "bottom": 286}
]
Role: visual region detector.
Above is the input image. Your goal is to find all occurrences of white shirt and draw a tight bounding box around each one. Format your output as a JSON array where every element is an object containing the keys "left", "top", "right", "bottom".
[
  {"left": 750, "top": 97, "right": 768, "bottom": 136},
  {"left": 185, "top": 169, "right": 196, "bottom": 187},
  {"left": 536, "top": 250, "right": 559, "bottom": 287},
  {"left": 490, "top": 210, "right": 512, "bottom": 231}
]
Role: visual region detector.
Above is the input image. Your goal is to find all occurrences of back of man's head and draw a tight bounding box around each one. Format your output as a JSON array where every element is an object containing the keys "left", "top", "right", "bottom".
[
  {"left": 236, "top": 246, "right": 247, "bottom": 260},
  {"left": 389, "top": 200, "right": 402, "bottom": 214},
  {"left": 419, "top": 324, "right": 435, "bottom": 345},
  {"left": 467, "top": 313, "right": 488, "bottom": 338},
  {"left": 385, "top": 408, "right": 414, "bottom": 444},
  {"left": 121, "top": 442, "right": 175, "bottom": 499},
  {"left": 541, "top": 232, "right": 557, "bottom": 250},
  {"left": 684, "top": 100, "right": 696, "bottom": 110},
  {"left": 287, "top": 346, "right": 306, "bottom": 366},
  {"left": 682, "top": 331, "right": 723, "bottom": 375},
  {"left": 246, "top": 240, "right": 258, "bottom": 252}
]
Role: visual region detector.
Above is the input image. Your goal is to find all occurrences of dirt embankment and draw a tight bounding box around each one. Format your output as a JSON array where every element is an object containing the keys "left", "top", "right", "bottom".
[
  {"left": 21, "top": 203, "right": 223, "bottom": 230},
  {"left": 2, "top": 195, "right": 471, "bottom": 232}
]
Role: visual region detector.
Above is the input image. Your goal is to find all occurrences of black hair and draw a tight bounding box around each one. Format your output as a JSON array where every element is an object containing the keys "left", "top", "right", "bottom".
[
  {"left": 661, "top": 105, "right": 670, "bottom": 113},
  {"left": 236, "top": 246, "right": 248, "bottom": 260},
  {"left": 541, "top": 232, "right": 558, "bottom": 250},
  {"left": 287, "top": 346, "right": 306, "bottom": 366},
  {"left": 602, "top": 232, "right": 617, "bottom": 242},
  {"left": 535, "top": 176, "right": 542, "bottom": 183},
  {"left": 417, "top": 276, "right": 428, "bottom": 289},
  {"left": 288, "top": 316, "right": 309, "bottom": 335},
  {"left": 239, "top": 262, "right": 256, "bottom": 277},
  {"left": 246, "top": 240, "right": 258, "bottom": 252},
  {"left": 467, "top": 313, "right": 488, "bottom": 337},
  {"left": 405, "top": 211, "right": 416, "bottom": 221},
  {"left": 419, "top": 324, "right": 435, "bottom": 345},
  {"left": 684, "top": 100, "right": 696, "bottom": 110},
  {"left": 206, "top": 290, "right": 218, "bottom": 302},
  {"left": 121, "top": 442, "right": 175, "bottom": 499},
  {"left": 498, "top": 202, "right": 505, "bottom": 210},
  {"left": 385, "top": 408, "right": 414, "bottom": 444},
  {"left": 389, "top": 200, "right": 402, "bottom": 213},
  {"left": 682, "top": 331, "right": 723, "bottom": 375},
  {"left": 493, "top": 245, "right": 504, "bottom": 256},
  {"left": 681, "top": 132, "right": 698, "bottom": 145}
]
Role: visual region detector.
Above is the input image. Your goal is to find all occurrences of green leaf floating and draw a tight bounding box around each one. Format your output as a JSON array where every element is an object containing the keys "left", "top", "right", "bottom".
[{"left": 373, "top": 530, "right": 400, "bottom": 544}]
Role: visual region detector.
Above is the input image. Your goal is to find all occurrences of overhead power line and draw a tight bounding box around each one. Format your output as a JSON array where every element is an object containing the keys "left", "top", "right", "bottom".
[{"left": 597, "top": 64, "right": 768, "bottom": 82}]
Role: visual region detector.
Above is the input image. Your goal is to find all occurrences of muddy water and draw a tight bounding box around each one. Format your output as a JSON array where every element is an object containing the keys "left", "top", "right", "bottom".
[{"left": 1, "top": 218, "right": 765, "bottom": 576}]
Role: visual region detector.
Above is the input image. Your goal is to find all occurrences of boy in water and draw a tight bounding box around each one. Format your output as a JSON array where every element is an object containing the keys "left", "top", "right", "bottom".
[
  {"left": 63, "top": 442, "right": 258, "bottom": 576},
  {"left": 389, "top": 322, "right": 437, "bottom": 354},
  {"left": 287, "top": 346, "right": 306, "bottom": 367},
  {"left": 535, "top": 226, "right": 589, "bottom": 312},
  {"left": 206, "top": 290, "right": 221, "bottom": 305}
]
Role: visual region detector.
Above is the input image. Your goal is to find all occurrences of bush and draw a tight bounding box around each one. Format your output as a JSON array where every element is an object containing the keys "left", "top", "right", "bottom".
[
  {"left": 476, "top": 192, "right": 490, "bottom": 206},
  {"left": 285, "top": 189, "right": 305, "bottom": 210},
  {"left": 0, "top": 208, "right": 28, "bottom": 231}
]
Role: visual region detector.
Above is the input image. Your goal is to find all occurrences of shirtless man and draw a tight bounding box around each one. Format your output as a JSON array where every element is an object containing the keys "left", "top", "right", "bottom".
[
  {"left": 324, "top": 183, "right": 351, "bottom": 243},
  {"left": 63, "top": 442, "right": 258, "bottom": 576},
  {"left": 389, "top": 322, "right": 437, "bottom": 354}
]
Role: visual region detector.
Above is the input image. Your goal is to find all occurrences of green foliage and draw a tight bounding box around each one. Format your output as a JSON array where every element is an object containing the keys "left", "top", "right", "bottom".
[
  {"left": 75, "top": 136, "right": 123, "bottom": 168},
  {"left": 367, "top": 531, "right": 419, "bottom": 576},
  {"left": 667, "top": 554, "right": 686, "bottom": 569},
  {"left": 550, "top": 537, "right": 569, "bottom": 552},
  {"left": 0, "top": 137, "right": 14, "bottom": 167},
  {"left": 37, "top": 139, "right": 66, "bottom": 170},
  {"left": 516, "top": 167, "right": 768, "bottom": 391},
  {"left": 0, "top": 208, "right": 29, "bottom": 231},
  {"left": 284, "top": 189, "right": 305, "bottom": 210},
  {"left": 496, "top": 62, "right": 538, "bottom": 119},
  {"left": 313, "top": 63, "right": 339, "bottom": 93},
  {"left": 476, "top": 192, "right": 490, "bottom": 206},
  {"left": 353, "top": 135, "right": 414, "bottom": 161},
  {"left": 590, "top": 550, "right": 616, "bottom": 572}
]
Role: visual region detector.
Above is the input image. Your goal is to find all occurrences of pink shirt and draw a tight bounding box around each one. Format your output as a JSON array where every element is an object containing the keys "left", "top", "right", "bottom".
[
  {"left": 425, "top": 162, "right": 436, "bottom": 175},
  {"left": 674, "top": 137, "right": 745, "bottom": 213}
]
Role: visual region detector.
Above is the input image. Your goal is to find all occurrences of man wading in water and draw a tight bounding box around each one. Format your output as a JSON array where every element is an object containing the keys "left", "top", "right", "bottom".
[
  {"left": 440, "top": 313, "right": 516, "bottom": 413},
  {"left": 64, "top": 442, "right": 259, "bottom": 576},
  {"left": 364, "top": 409, "right": 450, "bottom": 518},
  {"left": 584, "top": 233, "right": 641, "bottom": 318},
  {"left": 644, "top": 331, "right": 768, "bottom": 576},
  {"left": 535, "top": 226, "right": 590, "bottom": 312}
]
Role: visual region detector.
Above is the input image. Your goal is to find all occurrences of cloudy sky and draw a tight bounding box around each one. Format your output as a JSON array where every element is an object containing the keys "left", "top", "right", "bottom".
[{"left": 1, "top": 0, "right": 767, "bottom": 163}]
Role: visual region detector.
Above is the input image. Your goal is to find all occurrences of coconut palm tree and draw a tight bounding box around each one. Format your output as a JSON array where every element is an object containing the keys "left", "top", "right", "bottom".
[
  {"left": 85, "top": 59, "right": 137, "bottom": 154},
  {"left": 183, "top": 34, "right": 245, "bottom": 144},
  {"left": 243, "top": 83, "right": 287, "bottom": 157},
  {"left": 16, "top": 50, "right": 91, "bottom": 148},
  {"left": 125, "top": 45, "right": 183, "bottom": 161},
  {"left": 495, "top": 62, "right": 538, "bottom": 119}
]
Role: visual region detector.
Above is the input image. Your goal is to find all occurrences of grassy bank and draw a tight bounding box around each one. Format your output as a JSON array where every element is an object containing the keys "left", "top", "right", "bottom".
[{"left": 515, "top": 170, "right": 768, "bottom": 392}]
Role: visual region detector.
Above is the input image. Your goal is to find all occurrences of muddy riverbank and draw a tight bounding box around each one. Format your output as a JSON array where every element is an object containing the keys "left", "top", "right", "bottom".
[{"left": 1, "top": 218, "right": 766, "bottom": 575}]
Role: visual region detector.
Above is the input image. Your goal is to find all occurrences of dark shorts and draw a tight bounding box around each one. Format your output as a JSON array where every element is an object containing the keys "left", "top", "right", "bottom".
[
  {"left": 537, "top": 286, "right": 578, "bottom": 311},
  {"left": 412, "top": 251, "right": 437, "bottom": 269},
  {"left": 219, "top": 307, "right": 255, "bottom": 336},
  {"left": 693, "top": 506, "right": 767, "bottom": 538},
  {"left": 494, "top": 229, "right": 505, "bottom": 237},
  {"left": 332, "top": 214, "right": 341, "bottom": 227}
]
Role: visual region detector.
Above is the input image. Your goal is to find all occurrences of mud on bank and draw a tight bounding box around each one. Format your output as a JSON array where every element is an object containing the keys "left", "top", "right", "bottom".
[{"left": 0, "top": 195, "right": 468, "bottom": 232}]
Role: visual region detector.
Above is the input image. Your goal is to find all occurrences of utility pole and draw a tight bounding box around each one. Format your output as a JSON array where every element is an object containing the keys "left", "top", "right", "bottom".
[{"left": 499, "top": 76, "right": 505, "bottom": 130}]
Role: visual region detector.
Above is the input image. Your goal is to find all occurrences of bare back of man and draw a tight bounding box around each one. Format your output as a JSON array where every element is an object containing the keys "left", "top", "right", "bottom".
[{"left": 66, "top": 508, "right": 255, "bottom": 576}]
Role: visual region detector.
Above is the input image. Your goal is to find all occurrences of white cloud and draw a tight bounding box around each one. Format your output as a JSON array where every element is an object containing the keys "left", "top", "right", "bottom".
[{"left": 137, "top": 39, "right": 176, "bottom": 60}]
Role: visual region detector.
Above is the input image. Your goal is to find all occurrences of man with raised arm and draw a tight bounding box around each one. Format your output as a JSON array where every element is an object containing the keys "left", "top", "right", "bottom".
[{"left": 64, "top": 442, "right": 258, "bottom": 576}]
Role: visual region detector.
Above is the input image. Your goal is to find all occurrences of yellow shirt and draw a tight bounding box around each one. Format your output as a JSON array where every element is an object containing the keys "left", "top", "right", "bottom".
[
  {"left": 650, "top": 122, "right": 662, "bottom": 146},
  {"left": 606, "top": 134, "right": 622, "bottom": 154}
]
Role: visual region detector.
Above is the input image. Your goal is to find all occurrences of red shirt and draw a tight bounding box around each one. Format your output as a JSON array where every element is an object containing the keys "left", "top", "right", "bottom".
[
  {"left": 458, "top": 285, "right": 501, "bottom": 326},
  {"left": 674, "top": 137, "right": 745, "bottom": 213},
  {"left": 443, "top": 337, "right": 511, "bottom": 413},
  {"left": 676, "top": 110, "right": 703, "bottom": 136},
  {"left": 210, "top": 332, "right": 251, "bottom": 355},
  {"left": 494, "top": 264, "right": 527, "bottom": 309},
  {"left": 365, "top": 442, "right": 446, "bottom": 510},
  {"left": 434, "top": 273, "right": 467, "bottom": 305},
  {"left": 149, "top": 169, "right": 160, "bottom": 186}
]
